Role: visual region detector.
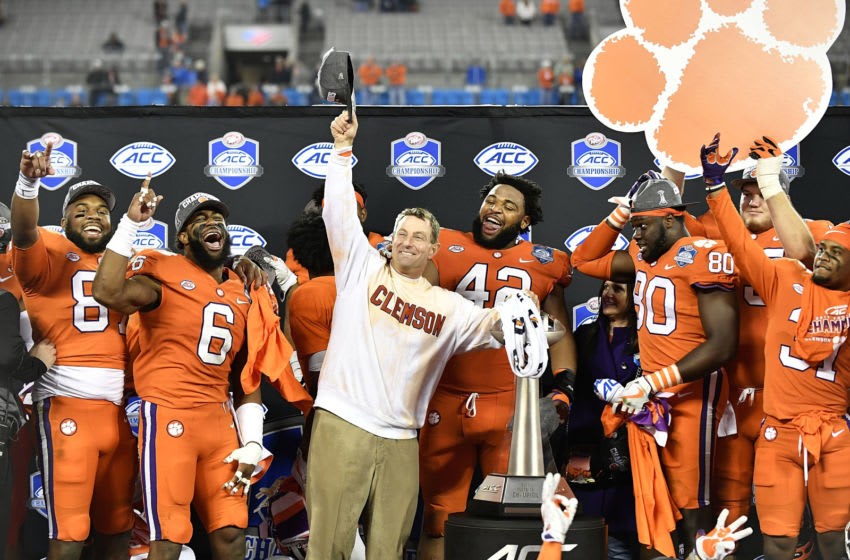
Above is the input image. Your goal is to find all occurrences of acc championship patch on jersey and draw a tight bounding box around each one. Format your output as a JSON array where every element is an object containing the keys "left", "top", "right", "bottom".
[{"left": 27, "top": 132, "right": 81, "bottom": 190}]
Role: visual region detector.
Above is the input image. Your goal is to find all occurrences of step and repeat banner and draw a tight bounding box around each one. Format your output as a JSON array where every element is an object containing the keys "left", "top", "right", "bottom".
[{"left": 1, "top": 105, "right": 848, "bottom": 557}]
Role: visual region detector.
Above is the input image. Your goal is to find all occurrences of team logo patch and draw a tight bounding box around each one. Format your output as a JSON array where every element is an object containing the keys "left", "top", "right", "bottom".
[
  {"left": 764, "top": 426, "right": 777, "bottom": 441},
  {"left": 427, "top": 411, "right": 441, "bottom": 425},
  {"left": 65, "top": 252, "right": 80, "bottom": 262},
  {"left": 793, "top": 283, "right": 804, "bottom": 294},
  {"left": 833, "top": 146, "right": 850, "bottom": 177},
  {"left": 26, "top": 133, "right": 81, "bottom": 190},
  {"left": 781, "top": 144, "right": 805, "bottom": 180},
  {"left": 564, "top": 225, "right": 629, "bottom": 253},
  {"left": 204, "top": 131, "right": 264, "bottom": 190},
  {"left": 448, "top": 244, "right": 464, "bottom": 253},
  {"left": 29, "top": 472, "right": 48, "bottom": 519},
  {"left": 531, "top": 245, "right": 554, "bottom": 265},
  {"left": 493, "top": 252, "right": 502, "bottom": 259},
  {"left": 693, "top": 239, "right": 717, "bottom": 249},
  {"left": 60, "top": 418, "right": 77, "bottom": 436},
  {"left": 227, "top": 224, "right": 266, "bottom": 255},
  {"left": 572, "top": 296, "right": 601, "bottom": 331},
  {"left": 566, "top": 132, "right": 626, "bottom": 190},
  {"left": 216, "top": 288, "right": 225, "bottom": 297},
  {"left": 125, "top": 396, "right": 141, "bottom": 438},
  {"left": 291, "top": 142, "right": 359, "bottom": 179},
  {"left": 181, "top": 280, "right": 196, "bottom": 290},
  {"left": 673, "top": 245, "right": 697, "bottom": 267},
  {"left": 133, "top": 219, "right": 168, "bottom": 250},
  {"left": 387, "top": 132, "right": 445, "bottom": 190},
  {"left": 473, "top": 142, "right": 539, "bottom": 176},
  {"left": 167, "top": 420, "right": 184, "bottom": 437},
  {"left": 654, "top": 158, "right": 701, "bottom": 180},
  {"left": 110, "top": 142, "right": 175, "bottom": 179}
]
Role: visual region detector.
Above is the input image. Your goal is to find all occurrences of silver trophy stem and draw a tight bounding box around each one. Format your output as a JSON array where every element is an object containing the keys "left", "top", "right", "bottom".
[{"left": 507, "top": 376, "right": 544, "bottom": 476}]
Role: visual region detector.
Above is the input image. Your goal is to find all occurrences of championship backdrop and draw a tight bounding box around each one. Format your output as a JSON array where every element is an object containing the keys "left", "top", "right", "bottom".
[{"left": 2, "top": 105, "right": 849, "bottom": 557}]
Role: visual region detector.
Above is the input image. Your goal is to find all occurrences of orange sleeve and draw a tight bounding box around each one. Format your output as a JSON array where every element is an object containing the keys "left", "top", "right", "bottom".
[
  {"left": 569, "top": 219, "right": 619, "bottom": 279},
  {"left": 10, "top": 228, "right": 54, "bottom": 291},
  {"left": 683, "top": 211, "right": 706, "bottom": 237}
]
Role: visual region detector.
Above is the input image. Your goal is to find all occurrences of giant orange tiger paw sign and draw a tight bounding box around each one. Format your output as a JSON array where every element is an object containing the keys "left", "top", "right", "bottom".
[{"left": 584, "top": 0, "right": 845, "bottom": 175}]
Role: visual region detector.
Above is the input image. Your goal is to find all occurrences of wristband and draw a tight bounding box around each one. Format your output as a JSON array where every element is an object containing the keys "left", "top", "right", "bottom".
[
  {"left": 606, "top": 206, "right": 630, "bottom": 230},
  {"left": 105, "top": 214, "right": 142, "bottom": 258},
  {"left": 552, "top": 368, "right": 576, "bottom": 402},
  {"left": 705, "top": 183, "right": 727, "bottom": 194},
  {"left": 755, "top": 157, "right": 783, "bottom": 200},
  {"left": 235, "top": 402, "right": 264, "bottom": 447},
  {"left": 15, "top": 173, "right": 40, "bottom": 199},
  {"left": 331, "top": 145, "right": 353, "bottom": 165},
  {"left": 643, "top": 364, "right": 683, "bottom": 393}
]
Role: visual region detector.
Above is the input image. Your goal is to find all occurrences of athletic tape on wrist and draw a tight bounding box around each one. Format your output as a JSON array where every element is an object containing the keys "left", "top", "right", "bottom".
[
  {"left": 644, "top": 365, "right": 682, "bottom": 392},
  {"left": 607, "top": 206, "right": 630, "bottom": 230},
  {"left": 235, "top": 402, "right": 264, "bottom": 447},
  {"left": 15, "top": 173, "right": 40, "bottom": 199},
  {"left": 105, "top": 214, "right": 141, "bottom": 258}
]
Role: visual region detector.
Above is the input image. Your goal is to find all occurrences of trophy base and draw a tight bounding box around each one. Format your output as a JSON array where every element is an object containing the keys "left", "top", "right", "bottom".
[{"left": 468, "top": 473, "right": 576, "bottom": 518}]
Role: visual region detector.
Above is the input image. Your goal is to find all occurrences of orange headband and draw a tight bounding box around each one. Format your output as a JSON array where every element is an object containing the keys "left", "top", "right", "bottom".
[
  {"left": 630, "top": 208, "right": 685, "bottom": 218},
  {"left": 822, "top": 223, "right": 850, "bottom": 252}
]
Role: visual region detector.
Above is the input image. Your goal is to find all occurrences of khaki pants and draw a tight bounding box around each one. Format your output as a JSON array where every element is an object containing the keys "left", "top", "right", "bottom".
[{"left": 306, "top": 409, "right": 418, "bottom": 559}]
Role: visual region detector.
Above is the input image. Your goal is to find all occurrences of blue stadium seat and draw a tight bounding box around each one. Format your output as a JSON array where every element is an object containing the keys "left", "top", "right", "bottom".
[
  {"left": 830, "top": 90, "right": 839, "bottom": 106},
  {"left": 405, "top": 89, "right": 426, "bottom": 105},
  {"left": 480, "top": 88, "right": 510, "bottom": 105},
  {"left": 134, "top": 88, "right": 155, "bottom": 105},
  {"left": 431, "top": 89, "right": 475, "bottom": 105},
  {"left": 117, "top": 91, "right": 135, "bottom": 106},
  {"left": 6, "top": 89, "right": 27, "bottom": 106},
  {"left": 842, "top": 90, "right": 850, "bottom": 106},
  {"left": 35, "top": 89, "right": 53, "bottom": 107},
  {"left": 515, "top": 88, "right": 545, "bottom": 105},
  {"left": 54, "top": 89, "right": 74, "bottom": 106},
  {"left": 284, "top": 88, "right": 308, "bottom": 106}
]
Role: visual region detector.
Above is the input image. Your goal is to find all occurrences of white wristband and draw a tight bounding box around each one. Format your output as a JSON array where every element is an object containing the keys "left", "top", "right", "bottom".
[
  {"left": 15, "top": 173, "right": 40, "bottom": 199},
  {"left": 105, "top": 214, "right": 141, "bottom": 258},
  {"left": 235, "top": 402, "right": 264, "bottom": 447},
  {"left": 755, "top": 157, "right": 783, "bottom": 200}
]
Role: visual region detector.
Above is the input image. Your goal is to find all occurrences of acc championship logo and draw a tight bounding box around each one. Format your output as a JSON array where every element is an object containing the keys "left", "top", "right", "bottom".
[
  {"left": 133, "top": 219, "right": 168, "bottom": 250},
  {"left": 292, "top": 142, "right": 359, "bottom": 179},
  {"left": 564, "top": 225, "right": 629, "bottom": 253},
  {"left": 227, "top": 224, "right": 266, "bottom": 255},
  {"left": 572, "top": 296, "right": 601, "bottom": 332},
  {"left": 567, "top": 132, "right": 626, "bottom": 190},
  {"left": 204, "top": 131, "right": 264, "bottom": 190},
  {"left": 27, "top": 133, "right": 81, "bottom": 191},
  {"left": 653, "top": 158, "right": 701, "bottom": 180},
  {"left": 125, "top": 395, "right": 141, "bottom": 438},
  {"left": 781, "top": 144, "right": 804, "bottom": 180},
  {"left": 832, "top": 145, "right": 850, "bottom": 177},
  {"left": 110, "top": 142, "right": 175, "bottom": 179},
  {"left": 474, "top": 142, "right": 538, "bottom": 176},
  {"left": 386, "top": 132, "right": 445, "bottom": 190},
  {"left": 29, "top": 472, "right": 48, "bottom": 519}
]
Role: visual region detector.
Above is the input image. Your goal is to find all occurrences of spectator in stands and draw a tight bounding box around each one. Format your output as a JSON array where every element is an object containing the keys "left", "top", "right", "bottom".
[
  {"left": 385, "top": 59, "right": 408, "bottom": 105},
  {"left": 380, "top": 0, "right": 397, "bottom": 11},
  {"left": 540, "top": 0, "right": 560, "bottom": 26},
  {"left": 517, "top": 0, "right": 536, "bottom": 25},
  {"left": 194, "top": 58, "right": 208, "bottom": 84},
  {"left": 86, "top": 59, "right": 115, "bottom": 106},
  {"left": 568, "top": 0, "right": 588, "bottom": 40},
  {"left": 154, "top": 0, "right": 168, "bottom": 23},
  {"left": 537, "top": 59, "right": 557, "bottom": 104},
  {"left": 499, "top": 0, "right": 516, "bottom": 24},
  {"left": 207, "top": 73, "right": 227, "bottom": 105},
  {"left": 466, "top": 59, "right": 488, "bottom": 87},
  {"left": 225, "top": 86, "right": 246, "bottom": 106},
  {"left": 155, "top": 21, "right": 172, "bottom": 72},
  {"left": 101, "top": 32, "right": 125, "bottom": 54},
  {"left": 175, "top": 0, "right": 188, "bottom": 37},
  {"left": 299, "top": 0, "right": 312, "bottom": 32},
  {"left": 268, "top": 87, "right": 289, "bottom": 106},
  {"left": 357, "top": 56, "right": 383, "bottom": 104},
  {"left": 185, "top": 78, "right": 209, "bottom": 106},
  {"left": 269, "top": 54, "right": 294, "bottom": 87},
  {"left": 159, "top": 70, "right": 179, "bottom": 105},
  {"left": 247, "top": 85, "right": 266, "bottom": 106},
  {"left": 573, "top": 58, "right": 585, "bottom": 103},
  {"left": 554, "top": 53, "right": 575, "bottom": 104},
  {"left": 169, "top": 52, "right": 196, "bottom": 89}
]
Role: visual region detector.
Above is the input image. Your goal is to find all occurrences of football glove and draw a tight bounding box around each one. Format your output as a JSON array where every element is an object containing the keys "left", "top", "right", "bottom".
[
  {"left": 540, "top": 472, "right": 578, "bottom": 544},
  {"left": 749, "top": 136, "right": 784, "bottom": 200},
  {"left": 694, "top": 508, "right": 753, "bottom": 560},
  {"left": 613, "top": 376, "right": 652, "bottom": 415},
  {"left": 700, "top": 133, "right": 738, "bottom": 187}
]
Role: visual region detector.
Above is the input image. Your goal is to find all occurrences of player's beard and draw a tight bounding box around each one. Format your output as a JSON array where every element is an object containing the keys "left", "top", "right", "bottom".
[
  {"left": 643, "top": 228, "right": 669, "bottom": 263},
  {"left": 187, "top": 230, "right": 232, "bottom": 271},
  {"left": 472, "top": 216, "right": 522, "bottom": 250},
  {"left": 65, "top": 227, "right": 114, "bottom": 254}
]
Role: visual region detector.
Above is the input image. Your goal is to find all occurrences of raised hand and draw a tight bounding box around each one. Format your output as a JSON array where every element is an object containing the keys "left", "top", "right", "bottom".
[
  {"left": 127, "top": 174, "right": 162, "bottom": 224},
  {"left": 694, "top": 508, "right": 753, "bottom": 560},
  {"left": 700, "top": 133, "right": 739, "bottom": 187},
  {"left": 330, "top": 110, "right": 358, "bottom": 149},
  {"left": 748, "top": 136, "right": 781, "bottom": 160},
  {"left": 20, "top": 142, "right": 55, "bottom": 179}
]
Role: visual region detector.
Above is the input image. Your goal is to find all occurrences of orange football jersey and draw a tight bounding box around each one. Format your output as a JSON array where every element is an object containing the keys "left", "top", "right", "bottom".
[
  {"left": 433, "top": 229, "right": 571, "bottom": 393},
  {"left": 628, "top": 236, "right": 737, "bottom": 373},
  {"left": 11, "top": 228, "right": 126, "bottom": 369},
  {"left": 0, "top": 251, "right": 22, "bottom": 302},
  {"left": 707, "top": 194, "right": 850, "bottom": 420},
  {"left": 128, "top": 250, "right": 249, "bottom": 407},
  {"left": 288, "top": 275, "right": 335, "bottom": 375}
]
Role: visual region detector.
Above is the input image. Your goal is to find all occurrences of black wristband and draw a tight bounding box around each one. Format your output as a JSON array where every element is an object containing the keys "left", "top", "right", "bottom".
[
  {"left": 552, "top": 368, "right": 576, "bottom": 402},
  {"left": 705, "top": 183, "right": 727, "bottom": 193}
]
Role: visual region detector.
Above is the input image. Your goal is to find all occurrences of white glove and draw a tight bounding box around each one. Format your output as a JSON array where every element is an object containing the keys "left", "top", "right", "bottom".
[
  {"left": 224, "top": 440, "right": 263, "bottom": 468},
  {"left": 540, "top": 472, "right": 578, "bottom": 543},
  {"left": 263, "top": 255, "right": 297, "bottom": 293},
  {"left": 613, "top": 376, "right": 653, "bottom": 414},
  {"left": 593, "top": 378, "right": 624, "bottom": 403},
  {"left": 694, "top": 508, "right": 753, "bottom": 560}
]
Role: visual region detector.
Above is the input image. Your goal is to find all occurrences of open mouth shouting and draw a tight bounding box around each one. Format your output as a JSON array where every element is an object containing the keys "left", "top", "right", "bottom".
[
  {"left": 202, "top": 227, "right": 225, "bottom": 252},
  {"left": 82, "top": 222, "right": 104, "bottom": 239},
  {"left": 480, "top": 214, "right": 503, "bottom": 237}
]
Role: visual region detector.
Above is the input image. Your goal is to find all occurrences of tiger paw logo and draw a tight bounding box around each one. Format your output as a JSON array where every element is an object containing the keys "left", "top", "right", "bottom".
[
  {"left": 59, "top": 418, "right": 77, "bottom": 436},
  {"left": 167, "top": 420, "right": 184, "bottom": 438},
  {"left": 584, "top": 0, "right": 844, "bottom": 175}
]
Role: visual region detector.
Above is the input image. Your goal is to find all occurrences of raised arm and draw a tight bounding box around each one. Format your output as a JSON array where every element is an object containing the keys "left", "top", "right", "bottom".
[
  {"left": 11, "top": 143, "right": 55, "bottom": 249},
  {"left": 92, "top": 177, "right": 163, "bottom": 315}
]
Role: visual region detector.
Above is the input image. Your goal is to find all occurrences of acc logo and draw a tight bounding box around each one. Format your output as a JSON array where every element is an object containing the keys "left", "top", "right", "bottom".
[
  {"left": 65, "top": 252, "right": 80, "bottom": 262},
  {"left": 825, "top": 304, "right": 848, "bottom": 317},
  {"left": 29, "top": 472, "right": 48, "bottom": 519},
  {"left": 572, "top": 296, "right": 601, "bottom": 332},
  {"left": 653, "top": 158, "right": 701, "bottom": 180},
  {"left": 781, "top": 144, "right": 804, "bottom": 180},
  {"left": 26, "top": 133, "right": 81, "bottom": 190},
  {"left": 448, "top": 245, "right": 464, "bottom": 253},
  {"left": 832, "top": 145, "right": 850, "bottom": 177},
  {"left": 291, "top": 142, "right": 359, "bottom": 179},
  {"left": 674, "top": 245, "right": 696, "bottom": 267},
  {"left": 204, "top": 131, "right": 264, "bottom": 190},
  {"left": 181, "top": 280, "right": 196, "bottom": 290},
  {"left": 227, "top": 224, "right": 266, "bottom": 255},
  {"left": 133, "top": 219, "right": 168, "bottom": 250},
  {"left": 167, "top": 420, "right": 184, "bottom": 437},
  {"left": 387, "top": 132, "right": 446, "bottom": 190},
  {"left": 567, "top": 132, "right": 626, "bottom": 190},
  {"left": 125, "top": 396, "right": 141, "bottom": 438},
  {"left": 110, "top": 142, "right": 175, "bottom": 179},
  {"left": 564, "top": 225, "right": 629, "bottom": 253},
  {"left": 473, "top": 142, "right": 539, "bottom": 176}
]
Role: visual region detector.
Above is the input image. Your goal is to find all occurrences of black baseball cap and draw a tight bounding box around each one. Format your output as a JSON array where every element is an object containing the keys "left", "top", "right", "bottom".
[
  {"left": 62, "top": 180, "right": 116, "bottom": 215},
  {"left": 174, "top": 192, "right": 230, "bottom": 234}
]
